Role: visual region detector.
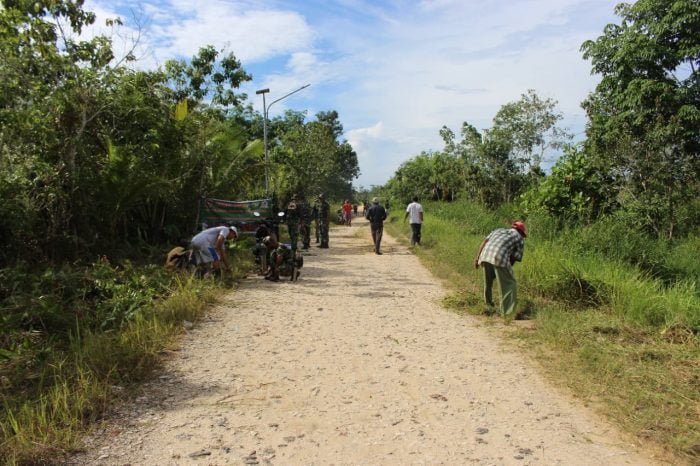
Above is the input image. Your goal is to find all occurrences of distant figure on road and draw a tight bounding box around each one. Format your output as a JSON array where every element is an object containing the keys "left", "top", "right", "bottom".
[
  {"left": 298, "top": 194, "right": 312, "bottom": 250},
  {"left": 342, "top": 199, "right": 353, "bottom": 226},
  {"left": 285, "top": 194, "right": 301, "bottom": 252},
  {"left": 315, "top": 193, "right": 331, "bottom": 248},
  {"left": 474, "top": 221, "right": 527, "bottom": 317},
  {"left": 366, "top": 197, "right": 387, "bottom": 255},
  {"left": 404, "top": 196, "right": 423, "bottom": 246}
]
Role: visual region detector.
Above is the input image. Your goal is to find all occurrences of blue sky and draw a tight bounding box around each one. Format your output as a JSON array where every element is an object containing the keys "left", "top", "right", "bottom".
[{"left": 86, "top": 0, "right": 620, "bottom": 188}]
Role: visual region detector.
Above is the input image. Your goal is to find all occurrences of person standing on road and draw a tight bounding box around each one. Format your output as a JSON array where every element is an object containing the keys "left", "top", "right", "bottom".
[
  {"left": 404, "top": 196, "right": 423, "bottom": 246},
  {"left": 366, "top": 197, "right": 387, "bottom": 255},
  {"left": 190, "top": 225, "right": 238, "bottom": 277},
  {"left": 285, "top": 194, "right": 301, "bottom": 252},
  {"left": 298, "top": 194, "right": 312, "bottom": 250},
  {"left": 315, "top": 193, "right": 331, "bottom": 248},
  {"left": 474, "top": 221, "right": 527, "bottom": 317},
  {"left": 342, "top": 199, "right": 353, "bottom": 226}
]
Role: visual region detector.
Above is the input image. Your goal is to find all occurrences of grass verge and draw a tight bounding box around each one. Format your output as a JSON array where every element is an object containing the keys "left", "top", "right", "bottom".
[{"left": 0, "top": 247, "right": 251, "bottom": 465}]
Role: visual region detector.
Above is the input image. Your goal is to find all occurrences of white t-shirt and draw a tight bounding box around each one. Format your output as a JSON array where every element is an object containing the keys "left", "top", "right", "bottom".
[
  {"left": 191, "top": 226, "right": 231, "bottom": 250},
  {"left": 406, "top": 202, "right": 423, "bottom": 224}
]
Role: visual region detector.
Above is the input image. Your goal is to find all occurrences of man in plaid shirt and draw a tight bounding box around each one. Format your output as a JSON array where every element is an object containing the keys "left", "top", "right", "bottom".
[{"left": 474, "top": 221, "right": 527, "bottom": 317}]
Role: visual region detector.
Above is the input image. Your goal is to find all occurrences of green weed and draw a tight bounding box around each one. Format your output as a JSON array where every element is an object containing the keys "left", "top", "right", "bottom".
[{"left": 0, "top": 259, "right": 222, "bottom": 465}]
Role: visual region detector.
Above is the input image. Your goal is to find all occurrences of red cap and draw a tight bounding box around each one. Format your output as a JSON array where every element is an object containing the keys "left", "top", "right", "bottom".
[{"left": 512, "top": 221, "right": 527, "bottom": 237}]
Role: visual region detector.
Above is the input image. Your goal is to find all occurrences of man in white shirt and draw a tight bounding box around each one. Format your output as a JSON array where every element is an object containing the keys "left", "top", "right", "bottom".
[
  {"left": 404, "top": 196, "right": 424, "bottom": 246},
  {"left": 190, "top": 225, "right": 238, "bottom": 277}
]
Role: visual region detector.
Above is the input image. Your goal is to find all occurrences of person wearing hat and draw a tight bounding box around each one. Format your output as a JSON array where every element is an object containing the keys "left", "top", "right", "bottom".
[
  {"left": 190, "top": 225, "right": 238, "bottom": 277},
  {"left": 366, "top": 197, "right": 388, "bottom": 255},
  {"left": 474, "top": 221, "right": 527, "bottom": 317}
]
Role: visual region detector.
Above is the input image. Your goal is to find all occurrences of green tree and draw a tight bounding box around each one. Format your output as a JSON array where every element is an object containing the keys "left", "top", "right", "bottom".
[
  {"left": 491, "top": 89, "right": 571, "bottom": 172},
  {"left": 387, "top": 152, "right": 435, "bottom": 203},
  {"left": 273, "top": 110, "right": 359, "bottom": 200},
  {"left": 580, "top": 0, "right": 700, "bottom": 239},
  {"left": 434, "top": 90, "right": 569, "bottom": 206},
  {"left": 164, "top": 45, "right": 251, "bottom": 108},
  {"left": 0, "top": 0, "right": 123, "bottom": 260},
  {"left": 520, "top": 146, "right": 617, "bottom": 223},
  {"left": 0, "top": 0, "right": 261, "bottom": 260}
]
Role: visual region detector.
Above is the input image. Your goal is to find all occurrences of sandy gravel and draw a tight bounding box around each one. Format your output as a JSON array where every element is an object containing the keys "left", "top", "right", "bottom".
[{"left": 72, "top": 217, "right": 660, "bottom": 465}]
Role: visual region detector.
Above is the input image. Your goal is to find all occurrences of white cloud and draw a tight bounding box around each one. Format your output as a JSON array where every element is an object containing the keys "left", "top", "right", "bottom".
[
  {"left": 151, "top": 6, "right": 313, "bottom": 63},
  {"left": 91, "top": 0, "right": 314, "bottom": 66},
  {"left": 320, "top": 0, "right": 618, "bottom": 186},
  {"left": 347, "top": 121, "right": 384, "bottom": 153},
  {"left": 82, "top": 0, "right": 618, "bottom": 187}
]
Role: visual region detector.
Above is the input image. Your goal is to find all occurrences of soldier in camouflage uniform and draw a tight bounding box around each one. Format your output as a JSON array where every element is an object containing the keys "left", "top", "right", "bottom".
[
  {"left": 315, "top": 193, "right": 331, "bottom": 248},
  {"left": 262, "top": 235, "right": 289, "bottom": 282},
  {"left": 285, "top": 194, "right": 301, "bottom": 251},
  {"left": 298, "top": 194, "right": 312, "bottom": 250}
]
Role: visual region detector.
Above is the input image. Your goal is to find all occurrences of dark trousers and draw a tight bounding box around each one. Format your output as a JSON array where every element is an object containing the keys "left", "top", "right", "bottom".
[
  {"left": 319, "top": 220, "right": 330, "bottom": 247},
  {"left": 288, "top": 224, "right": 299, "bottom": 251},
  {"left": 300, "top": 222, "right": 311, "bottom": 249},
  {"left": 371, "top": 225, "right": 383, "bottom": 252},
  {"left": 410, "top": 223, "right": 422, "bottom": 245}
]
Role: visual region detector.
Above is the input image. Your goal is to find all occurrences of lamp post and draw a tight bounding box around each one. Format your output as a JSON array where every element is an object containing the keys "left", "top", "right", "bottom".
[{"left": 256, "top": 84, "right": 310, "bottom": 193}]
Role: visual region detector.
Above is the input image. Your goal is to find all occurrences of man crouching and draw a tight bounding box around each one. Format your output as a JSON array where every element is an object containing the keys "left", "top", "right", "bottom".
[{"left": 190, "top": 225, "right": 238, "bottom": 278}]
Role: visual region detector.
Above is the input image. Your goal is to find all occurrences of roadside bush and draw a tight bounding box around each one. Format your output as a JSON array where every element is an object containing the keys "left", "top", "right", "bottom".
[
  {"left": 563, "top": 212, "right": 670, "bottom": 279},
  {"left": 665, "top": 236, "right": 700, "bottom": 292},
  {"left": 0, "top": 262, "right": 219, "bottom": 464},
  {"left": 427, "top": 200, "right": 504, "bottom": 235},
  {"left": 520, "top": 211, "right": 563, "bottom": 243},
  {"left": 520, "top": 245, "right": 609, "bottom": 307}
]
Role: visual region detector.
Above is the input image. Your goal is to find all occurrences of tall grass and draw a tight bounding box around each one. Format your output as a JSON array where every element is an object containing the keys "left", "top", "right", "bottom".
[
  {"left": 0, "top": 267, "right": 219, "bottom": 465},
  {"left": 386, "top": 199, "right": 699, "bottom": 462}
]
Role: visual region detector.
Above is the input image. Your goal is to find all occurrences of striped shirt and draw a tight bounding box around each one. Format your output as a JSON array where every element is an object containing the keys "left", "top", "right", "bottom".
[{"left": 478, "top": 228, "right": 524, "bottom": 268}]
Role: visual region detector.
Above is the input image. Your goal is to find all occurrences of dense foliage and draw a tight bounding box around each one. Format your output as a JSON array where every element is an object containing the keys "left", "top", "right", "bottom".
[
  {"left": 581, "top": 0, "right": 700, "bottom": 239},
  {"left": 0, "top": 0, "right": 359, "bottom": 267}
]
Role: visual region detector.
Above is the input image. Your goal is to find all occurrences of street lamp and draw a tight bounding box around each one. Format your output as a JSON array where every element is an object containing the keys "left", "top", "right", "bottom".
[{"left": 256, "top": 84, "right": 310, "bottom": 193}]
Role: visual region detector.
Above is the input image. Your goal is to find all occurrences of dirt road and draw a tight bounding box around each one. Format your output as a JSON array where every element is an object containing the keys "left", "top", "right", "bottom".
[{"left": 74, "top": 217, "right": 659, "bottom": 465}]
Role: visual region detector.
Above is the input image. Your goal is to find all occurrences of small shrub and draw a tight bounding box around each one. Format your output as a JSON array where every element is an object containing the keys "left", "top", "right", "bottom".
[{"left": 533, "top": 260, "right": 608, "bottom": 307}]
